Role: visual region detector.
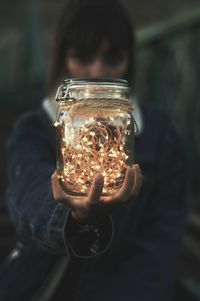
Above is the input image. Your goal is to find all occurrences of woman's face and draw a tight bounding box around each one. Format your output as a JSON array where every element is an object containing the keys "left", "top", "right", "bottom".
[{"left": 65, "top": 40, "right": 128, "bottom": 79}]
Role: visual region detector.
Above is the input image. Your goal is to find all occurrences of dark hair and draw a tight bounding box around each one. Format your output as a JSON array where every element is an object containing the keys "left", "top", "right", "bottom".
[{"left": 47, "top": 0, "right": 136, "bottom": 94}]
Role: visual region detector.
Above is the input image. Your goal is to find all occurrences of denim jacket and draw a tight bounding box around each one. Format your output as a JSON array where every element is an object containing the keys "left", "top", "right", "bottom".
[{"left": 1, "top": 101, "right": 189, "bottom": 301}]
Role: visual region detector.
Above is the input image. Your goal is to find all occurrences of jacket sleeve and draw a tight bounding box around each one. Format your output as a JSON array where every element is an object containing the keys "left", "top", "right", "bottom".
[
  {"left": 93, "top": 120, "right": 190, "bottom": 301},
  {"left": 6, "top": 113, "right": 113, "bottom": 257}
]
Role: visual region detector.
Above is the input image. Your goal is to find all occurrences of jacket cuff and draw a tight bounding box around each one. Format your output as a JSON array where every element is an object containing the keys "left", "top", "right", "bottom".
[
  {"left": 64, "top": 211, "right": 114, "bottom": 258},
  {"left": 46, "top": 202, "right": 71, "bottom": 253}
]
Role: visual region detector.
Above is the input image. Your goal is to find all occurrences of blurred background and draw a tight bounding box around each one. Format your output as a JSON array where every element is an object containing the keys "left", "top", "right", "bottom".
[{"left": 0, "top": 0, "right": 200, "bottom": 300}]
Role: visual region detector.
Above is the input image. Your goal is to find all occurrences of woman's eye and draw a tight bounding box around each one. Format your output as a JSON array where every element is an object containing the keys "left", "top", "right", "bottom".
[
  {"left": 70, "top": 53, "right": 92, "bottom": 65},
  {"left": 104, "top": 54, "right": 125, "bottom": 66}
]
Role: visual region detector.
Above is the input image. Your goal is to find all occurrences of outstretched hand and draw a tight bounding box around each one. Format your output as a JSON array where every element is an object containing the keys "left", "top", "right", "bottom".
[{"left": 51, "top": 164, "right": 142, "bottom": 224}]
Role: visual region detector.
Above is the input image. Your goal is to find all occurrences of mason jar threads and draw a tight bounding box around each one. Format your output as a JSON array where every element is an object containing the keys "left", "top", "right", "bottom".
[{"left": 55, "top": 78, "right": 136, "bottom": 197}]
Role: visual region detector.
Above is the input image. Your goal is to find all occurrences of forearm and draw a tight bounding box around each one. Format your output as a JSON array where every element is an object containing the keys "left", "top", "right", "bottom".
[
  {"left": 6, "top": 163, "right": 68, "bottom": 252},
  {"left": 7, "top": 163, "right": 114, "bottom": 256}
]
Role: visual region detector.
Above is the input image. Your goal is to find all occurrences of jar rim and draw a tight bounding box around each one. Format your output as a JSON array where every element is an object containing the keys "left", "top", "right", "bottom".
[
  {"left": 63, "top": 78, "right": 129, "bottom": 87},
  {"left": 55, "top": 78, "right": 131, "bottom": 102}
]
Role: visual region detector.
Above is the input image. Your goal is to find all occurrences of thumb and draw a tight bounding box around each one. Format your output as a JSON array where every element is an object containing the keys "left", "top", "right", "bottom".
[
  {"left": 88, "top": 174, "right": 104, "bottom": 205},
  {"left": 51, "top": 171, "right": 65, "bottom": 200}
]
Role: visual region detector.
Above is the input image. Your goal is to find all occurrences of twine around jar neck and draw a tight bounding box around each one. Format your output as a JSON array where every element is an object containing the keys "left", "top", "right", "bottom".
[
  {"left": 58, "top": 97, "right": 134, "bottom": 119},
  {"left": 57, "top": 97, "right": 138, "bottom": 133}
]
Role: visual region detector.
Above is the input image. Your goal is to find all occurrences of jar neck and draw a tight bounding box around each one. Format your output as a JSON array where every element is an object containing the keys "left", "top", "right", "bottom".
[{"left": 55, "top": 78, "right": 131, "bottom": 102}]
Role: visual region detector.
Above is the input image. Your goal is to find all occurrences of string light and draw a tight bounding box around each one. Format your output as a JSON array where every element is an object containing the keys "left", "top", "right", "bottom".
[{"left": 57, "top": 113, "right": 133, "bottom": 196}]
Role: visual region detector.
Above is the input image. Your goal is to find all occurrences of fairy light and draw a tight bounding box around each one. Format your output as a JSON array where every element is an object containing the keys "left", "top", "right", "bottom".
[
  {"left": 54, "top": 83, "right": 136, "bottom": 196},
  {"left": 57, "top": 113, "right": 133, "bottom": 196}
]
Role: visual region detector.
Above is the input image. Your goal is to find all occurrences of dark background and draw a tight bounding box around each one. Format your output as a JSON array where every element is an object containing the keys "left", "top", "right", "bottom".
[{"left": 0, "top": 0, "right": 200, "bottom": 300}]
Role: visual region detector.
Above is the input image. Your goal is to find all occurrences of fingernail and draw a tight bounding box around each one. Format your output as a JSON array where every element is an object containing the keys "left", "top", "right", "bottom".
[
  {"left": 136, "top": 164, "right": 141, "bottom": 173},
  {"left": 95, "top": 174, "right": 104, "bottom": 184},
  {"left": 133, "top": 164, "right": 139, "bottom": 171},
  {"left": 128, "top": 165, "right": 134, "bottom": 172}
]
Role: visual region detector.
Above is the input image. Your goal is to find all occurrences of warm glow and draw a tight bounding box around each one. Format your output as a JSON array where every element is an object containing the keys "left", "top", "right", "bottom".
[{"left": 56, "top": 113, "right": 132, "bottom": 196}]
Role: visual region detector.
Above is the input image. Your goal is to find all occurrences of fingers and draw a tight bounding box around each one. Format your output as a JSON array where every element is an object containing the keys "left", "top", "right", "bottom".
[
  {"left": 131, "top": 164, "right": 143, "bottom": 197},
  {"left": 71, "top": 174, "right": 104, "bottom": 224},
  {"left": 51, "top": 171, "right": 64, "bottom": 200},
  {"left": 51, "top": 164, "right": 142, "bottom": 213},
  {"left": 101, "top": 164, "right": 142, "bottom": 206},
  {"left": 51, "top": 171, "right": 73, "bottom": 201},
  {"left": 88, "top": 174, "right": 104, "bottom": 205},
  {"left": 111, "top": 166, "right": 135, "bottom": 203}
]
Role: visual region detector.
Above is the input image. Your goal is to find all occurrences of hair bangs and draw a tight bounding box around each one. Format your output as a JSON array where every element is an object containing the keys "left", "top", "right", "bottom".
[
  {"left": 66, "top": 11, "right": 106, "bottom": 58},
  {"left": 47, "top": 0, "right": 135, "bottom": 93},
  {"left": 104, "top": 17, "right": 133, "bottom": 54},
  {"left": 65, "top": 4, "right": 132, "bottom": 58}
]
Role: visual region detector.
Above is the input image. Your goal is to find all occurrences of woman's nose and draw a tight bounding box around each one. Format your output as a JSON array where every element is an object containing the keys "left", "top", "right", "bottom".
[{"left": 88, "top": 59, "right": 106, "bottom": 78}]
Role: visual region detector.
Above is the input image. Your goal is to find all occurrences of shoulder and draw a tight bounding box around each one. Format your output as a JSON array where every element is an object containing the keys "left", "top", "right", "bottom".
[
  {"left": 140, "top": 101, "right": 172, "bottom": 130},
  {"left": 138, "top": 101, "right": 170, "bottom": 143},
  {"left": 139, "top": 101, "right": 183, "bottom": 141},
  {"left": 14, "top": 107, "right": 51, "bottom": 133},
  {"left": 8, "top": 106, "right": 54, "bottom": 149},
  {"left": 12, "top": 106, "right": 52, "bottom": 136},
  {"left": 136, "top": 101, "right": 186, "bottom": 164}
]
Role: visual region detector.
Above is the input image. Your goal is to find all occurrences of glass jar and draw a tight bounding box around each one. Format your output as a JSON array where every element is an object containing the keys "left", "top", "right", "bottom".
[{"left": 55, "top": 78, "right": 136, "bottom": 197}]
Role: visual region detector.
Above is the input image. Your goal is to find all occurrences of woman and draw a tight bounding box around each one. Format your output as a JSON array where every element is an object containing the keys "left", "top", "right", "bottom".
[{"left": 1, "top": 0, "right": 188, "bottom": 300}]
